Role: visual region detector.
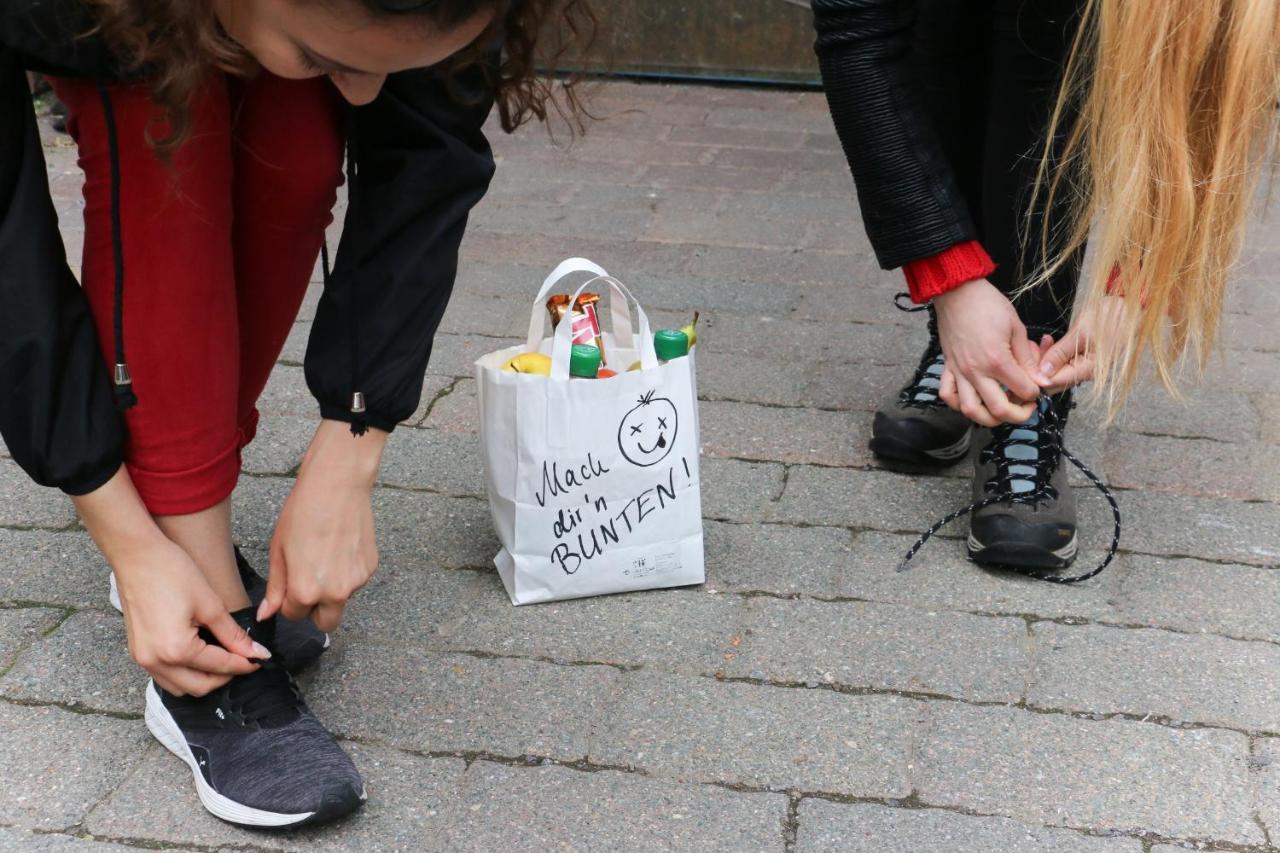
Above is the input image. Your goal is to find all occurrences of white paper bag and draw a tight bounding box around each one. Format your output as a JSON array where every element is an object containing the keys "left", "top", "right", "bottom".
[{"left": 475, "top": 258, "right": 705, "bottom": 605}]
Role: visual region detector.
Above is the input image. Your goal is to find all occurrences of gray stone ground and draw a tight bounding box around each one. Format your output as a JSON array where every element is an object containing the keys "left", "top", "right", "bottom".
[{"left": 2, "top": 80, "right": 1278, "bottom": 851}]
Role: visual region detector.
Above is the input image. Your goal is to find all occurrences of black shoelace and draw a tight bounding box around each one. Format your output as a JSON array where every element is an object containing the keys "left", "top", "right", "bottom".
[
  {"left": 225, "top": 661, "right": 304, "bottom": 727},
  {"left": 893, "top": 294, "right": 945, "bottom": 409},
  {"left": 898, "top": 395, "right": 1122, "bottom": 584}
]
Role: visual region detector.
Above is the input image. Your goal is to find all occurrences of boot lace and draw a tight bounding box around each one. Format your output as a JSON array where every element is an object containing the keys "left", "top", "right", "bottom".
[
  {"left": 893, "top": 293, "right": 946, "bottom": 410},
  {"left": 897, "top": 394, "right": 1122, "bottom": 584},
  {"left": 225, "top": 661, "right": 304, "bottom": 727}
]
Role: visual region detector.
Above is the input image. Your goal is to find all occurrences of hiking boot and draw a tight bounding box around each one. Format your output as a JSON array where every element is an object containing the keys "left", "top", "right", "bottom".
[
  {"left": 968, "top": 393, "right": 1078, "bottom": 570},
  {"left": 110, "top": 548, "right": 329, "bottom": 673},
  {"left": 870, "top": 311, "right": 972, "bottom": 471},
  {"left": 144, "top": 609, "right": 364, "bottom": 828}
]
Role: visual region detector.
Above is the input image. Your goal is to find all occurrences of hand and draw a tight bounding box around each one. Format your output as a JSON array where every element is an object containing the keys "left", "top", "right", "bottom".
[
  {"left": 72, "top": 467, "right": 266, "bottom": 696},
  {"left": 259, "top": 420, "right": 386, "bottom": 632},
  {"left": 932, "top": 278, "right": 1043, "bottom": 426},
  {"left": 114, "top": 537, "right": 269, "bottom": 695},
  {"left": 1035, "top": 295, "right": 1128, "bottom": 393}
]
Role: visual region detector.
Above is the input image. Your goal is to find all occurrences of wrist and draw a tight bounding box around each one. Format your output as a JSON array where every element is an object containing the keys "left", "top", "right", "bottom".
[
  {"left": 70, "top": 467, "right": 168, "bottom": 567},
  {"left": 302, "top": 419, "right": 388, "bottom": 487}
]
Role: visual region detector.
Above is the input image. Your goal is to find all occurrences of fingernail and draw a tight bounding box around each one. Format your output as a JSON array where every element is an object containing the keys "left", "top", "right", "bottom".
[{"left": 251, "top": 642, "right": 272, "bottom": 659}]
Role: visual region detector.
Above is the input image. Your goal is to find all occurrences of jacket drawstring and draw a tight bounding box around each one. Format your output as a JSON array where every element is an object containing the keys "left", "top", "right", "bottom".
[
  {"left": 331, "top": 111, "right": 367, "bottom": 436},
  {"left": 96, "top": 84, "right": 137, "bottom": 411}
]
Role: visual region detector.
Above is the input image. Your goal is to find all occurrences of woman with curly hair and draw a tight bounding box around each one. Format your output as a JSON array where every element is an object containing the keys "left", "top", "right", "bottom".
[{"left": 1, "top": 0, "right": 591, "bottom": 826}]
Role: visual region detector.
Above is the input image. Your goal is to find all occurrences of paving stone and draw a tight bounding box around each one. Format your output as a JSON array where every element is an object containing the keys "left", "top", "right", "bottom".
[
  {"left": 793, "top": 281, "right": 918, "bottom": 326},
  {"left": 700, "top": 400, "right": 871, "bottom": 467},
  {"left": 1257, "top": 393, "right": 1280, "bottom": 443},
  {"left": 308, "top": 643, "right": 621, "bottom": 761},
  {"left": 480, "top": 200, "right": 655, "bottom": 242},
  {"left": 0, "top": 458, "right": 77, "bottom": 530},
  {"left": 1111, "top": 555, "right": 1280, "bottom": 643},
  {"left": 1201, "top": 348, "right": 1280, "bottom": 394},
  {"left": 420, "top": 378, "right": 477, "bottom": 433},
  {"left": 0, "top": 611, "right": 142, "bottom": 716},
  {"left": 445, "top": 762, "right": 787, "bottom": 852},
  {"left": 797, "top": 361, "right": 909, "bottom": 412},
  {"left": 640, "top": 164, "right": 784, "bottom": 194},
  {"left": 1104, "top": 433, "right": 1280, "bottom": 502},
  {"left": 667, "top": 124, "right": 804, "bottom": 150},
  {"left": 794, "top": 800, "right": 1142, "bottom": 852},
  {"left": 768, "top": 466, "right": 969, "bottom": 531},
  {"left": 695, "top": 351, "right": 817, "bottom": 408},
  {"left": 1253, "top": 741, "right": 1280, "bottom": 840},
  {"left": 0, "top": 828, "right": 143, "bottom": 851},
  {"left": 1027, "top": 623, "right": 1280, "bottom": 733},
  {"left": 278, "top": 317, "right": 309, "bottom": 363},
  {"left": 240, "top": 413, "right": 315, "bottom": 475},
  {"left": 727, "top": 598, "right": 1028, "bottom": 702},
  {"left": 915, "top": 704, "right": 1261, "bottom": 845},
  {"left": 590, "top": 673, "right": 916, "bottom": 797},
  {"left": 687, "top": 244, "right": 880, "bottom": 288},
  {"left": 699, "top": 457, "right": 786, "bottom": 522},
  {"left": 706, "top": 106, "right": 837, "bottom": 135},
  {"left": 85, "top": 741, "right": 464, "bottom": 852},
  {"left": 645, "top": 209, "right": 809, "bottom": 251},
  {"left": 0, "top": 702, "right": 149, "bottom": 832},
  {"left": 1111, "top": 385, "right": 1261, "bottom": 441},
  {"left": 703, "top": 521, "right": 851, "bottom": 596},
  {"left": 0, "top": 530, "right": 110, "bottom": 610},
  {"left": 0, "top": 608, "right": 62, "bottom": 675},
  {"left": 339, "top": 560, "right": 508, "bottom": 648},
  {"left": 427, "top": 332, "right": 522, "bottom": 378},
  {"left": 436, "top": 587, "right": 744, "bottom": 673},
  {"left": 836, "top": 531, "right": 1121, "bottom": 622},
  {"left": 1115, "top": 488, "right": 1280, "bottom": 567},
  {"left": 377, "top": 428, "right": 486, "bottom": 498},
  {"left": 232, "top": 476, "right": 498, "bottom": 568}
]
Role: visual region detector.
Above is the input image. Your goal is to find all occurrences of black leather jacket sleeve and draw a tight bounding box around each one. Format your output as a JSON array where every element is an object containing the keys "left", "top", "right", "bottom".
[
  {"left": 811, "top": 0, "right": 978, "bottom": 269},
  {"left": 306, "top": 62, "right": 496, "bottom": 433},
  {"left": 0, "top": 49, "right": 125, "bottom": 494}
]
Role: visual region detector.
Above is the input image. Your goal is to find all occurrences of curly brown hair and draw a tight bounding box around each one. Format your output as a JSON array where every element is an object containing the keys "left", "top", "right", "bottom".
[{"left": 85, "top": 0, "right": 597, "bottom": 151}]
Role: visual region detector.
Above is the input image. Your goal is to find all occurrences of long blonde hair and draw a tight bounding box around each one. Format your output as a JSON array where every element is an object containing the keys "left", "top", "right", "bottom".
[{"left": 1034, "top": 0, "right": 1280, "bottom": 414}]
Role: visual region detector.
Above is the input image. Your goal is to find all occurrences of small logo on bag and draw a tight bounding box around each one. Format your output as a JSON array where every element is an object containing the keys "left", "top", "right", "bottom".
[{"left": 618, "top": 390, "right": 678, "bottom": 468}]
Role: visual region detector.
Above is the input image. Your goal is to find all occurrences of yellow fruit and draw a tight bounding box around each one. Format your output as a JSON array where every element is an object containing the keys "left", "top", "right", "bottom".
[
  {"left": 502, "top": 352, "right": 552, "bottom": 376},
  {"left": 628, "top": 360, "right": 642, "bottom": 372},
  {"left": 680, "top": 311, "right": 701, "bottom": 348}
]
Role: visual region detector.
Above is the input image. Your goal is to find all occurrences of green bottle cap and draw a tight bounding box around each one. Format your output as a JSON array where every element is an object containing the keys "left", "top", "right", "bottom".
[
  {"left": 569, "top": 344, "right": 602, "bottom": 378},
  {"left": 654, "top": 329, "right": 690, "bottom": 361}
]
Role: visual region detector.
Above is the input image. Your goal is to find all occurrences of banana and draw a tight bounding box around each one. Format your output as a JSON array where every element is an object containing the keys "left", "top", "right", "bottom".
[
  {"left": 680, "top": 311, "right": 701, "bottom": 348},
  {"left": 501, "top": 352, "right": 552, "bottom": 375}
]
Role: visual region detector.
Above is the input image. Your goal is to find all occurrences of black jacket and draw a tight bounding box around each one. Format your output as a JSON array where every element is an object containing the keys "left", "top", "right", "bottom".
[
  {"left": 810, "top": 0, "right": 977, "bottom": 270},
  {"left": 0, "top": 0, "right": 496, "bottom": 495}
]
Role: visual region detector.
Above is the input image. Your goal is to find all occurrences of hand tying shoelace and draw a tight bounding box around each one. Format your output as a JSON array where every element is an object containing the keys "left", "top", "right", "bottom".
[{"left": 897, "top": 393, "right": 1122, "bottom": 584}]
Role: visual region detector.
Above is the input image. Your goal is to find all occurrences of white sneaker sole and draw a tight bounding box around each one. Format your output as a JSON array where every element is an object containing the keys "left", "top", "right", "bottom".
[
  {"left": 110, "top": 574, "right": 331, "bottom": 650},
  {"left": 144, "top": 681, "right": 317, "bottom": 827}
]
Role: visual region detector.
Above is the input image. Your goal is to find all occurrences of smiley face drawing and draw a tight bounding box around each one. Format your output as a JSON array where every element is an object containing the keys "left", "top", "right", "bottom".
[{"left": 618, "top": 390, "right": 678, "bottom": 467}]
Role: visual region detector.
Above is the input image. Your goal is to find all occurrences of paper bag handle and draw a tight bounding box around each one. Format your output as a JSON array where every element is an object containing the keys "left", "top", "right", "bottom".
[
  {"left": 525, "top": 257, "right": 635, "bottom": 353},
  {"left": 550, "top": 274, "right": 658, "bottom": 379}
]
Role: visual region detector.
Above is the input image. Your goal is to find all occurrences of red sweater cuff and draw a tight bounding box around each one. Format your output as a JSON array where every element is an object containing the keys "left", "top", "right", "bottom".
[{"left": 902, "top": 240, "right": 997, "bottom": 303}]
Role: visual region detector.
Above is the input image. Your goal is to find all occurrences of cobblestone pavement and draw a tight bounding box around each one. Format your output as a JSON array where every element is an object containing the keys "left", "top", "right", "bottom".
[{"left": 3, "top": 81, "right": 1279, "bottom": 851}]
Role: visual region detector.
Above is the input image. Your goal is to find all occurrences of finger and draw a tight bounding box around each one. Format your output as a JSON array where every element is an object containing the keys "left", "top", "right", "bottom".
[
  {"left": 258, "top": 543, "right": 286, "bottom": 622},
  {"left": 1001, "top": 338, "right": 1044, "bottom": 401},
  {"left": 189, "top": 641, "right": 263, "bottom": 676},
  {"left": 975, "top": 376, "right": 1035, "bottom": 424},
  {"left": 311, "top": 600, "right": 346, "bottom": 634},
  {"left": 1039, "top": 328, "right": 1083, "bottom": 383},
  {"left": 956, "top": 374, "right": 999, "bottom": 428},
  {"left": 938, "top": 367, "right": 960, "bottom": 411},
  {"left": 202, "top": 608, "right": 271, "bottom": 661},
  {"left": 1044, "top": 358, "right": 1094, "bottom": 393},
  {"left": 280, "top": 591, "right": 315, "bottom": 624},
  {"left": 155, "top": 666, "right": 232, "bottom": 698},
  {"left": 1038, "top": 334, "right": 1054, "bottom": 357}
]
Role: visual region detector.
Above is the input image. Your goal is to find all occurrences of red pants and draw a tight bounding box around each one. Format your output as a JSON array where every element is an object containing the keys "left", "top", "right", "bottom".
[{"left": 53, "top": 73, "right": 344, "bottom": 515}]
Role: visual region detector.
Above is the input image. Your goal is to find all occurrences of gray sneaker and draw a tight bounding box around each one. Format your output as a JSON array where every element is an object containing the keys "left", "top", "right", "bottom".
[
  {"left": 967, "top": 394, "right": 1078, "bottom": 570},
  {"left": 870, "top": 314, "right": 972, "bottom": 471},
  {"left": 145, "top": 609, "right": 365, "bottom": 828}
]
